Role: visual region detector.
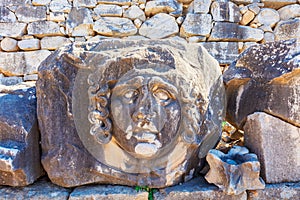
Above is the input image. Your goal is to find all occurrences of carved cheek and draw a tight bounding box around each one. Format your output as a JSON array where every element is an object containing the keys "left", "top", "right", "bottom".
[{"left": 111, "top": 97, "right": 133, "bottom": 133}]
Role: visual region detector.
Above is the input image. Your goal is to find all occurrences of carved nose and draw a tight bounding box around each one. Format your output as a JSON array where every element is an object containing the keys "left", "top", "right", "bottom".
[{"left": 132, "top": 88, "right": 155, "bottom": 122}]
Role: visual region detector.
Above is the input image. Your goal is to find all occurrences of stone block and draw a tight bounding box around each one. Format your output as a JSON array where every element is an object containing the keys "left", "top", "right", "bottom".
[
  {"left": 200, "top": 42, "right": 239, "bottom": 65},
  {"left": 0, "top": 82, "right": 44, "bottom": 186},
  {"left": 144, "top": 0, "right": 182, "bottom": 17},
  {"left": 0, "top": 50, "right": 51, "bottom": 76},
  {"left": 231, "top": 0, "right": 260, "bottom": 4},
  {"left": 244, "top": 112, "right": 300, "bottom": 183},
  {"left": 66, "top": 8, "right": 93, "bottom": 36},
  {"left": 274, "top": 18, "right": 300, "bottom": 41},
  {"left": 278, "top": 4, "right": 300, "bottom": 20},
  {"left": 253, "top": 8, "right": 279, "bottom": 28},
  {"left": 0, "top": 76, "right": 23, "bottom": 86},
  {"left": 27, "top": 21, "right": 63, "bottom": 38},
  {"left": 0, "top": 0, "right": 23, "bottom": 6},
  {"left": 0, "top": 6, "right": 17, "bottom": 22},
  {"left": 139, "top": 13, "right": 178, "bottom": 39},
  {"left": 0, "top": 177, "right": 70, "bottom": 199},
  {"left": 18, "top": 39, "right": 41, "bottom": 51},
  {"left": 41, "top": 36, "right": 72, "bottom": 50},
  {"left": 0, "top": 37, "right": 19, "bottom": 52},
  {"left": 73, "top": 0, "right": 97, "bottom": 8},
  {"left": 0, "top": 23, "right": 26, "bottom": 38},
  {"left": 49, "top": 12, "right": 65, "bottom": 22},
  {"left": 69, "top": 185, "right": 148, "bottom": 200},
  {"left": 49, "top": 0, "right": 72, "bottom": 12},
  {"left": 261, "top": 0, "right": 297, "bottom": 9},
  {"left": 194, "top": 0, "right": 211, "bottom": 14},
  {"left": 240, "top": 10, "right": 255, "bottom": 25},
  {"left": 208, "top": 22, "right": 264, "bottom": 42},
  {"left": 94, "top": 4, "right": 123, "bottom": 17},
  {"left": 210, "top": 1, "right": 241, "bottom": 23},
  {"left": 97, "top": 0, "right": 133, "bottom": 6},
  {"left": 15, "top": 5, "right": 47, "bottom": 23},
  {"left": 180, "top": 13, "right": 212, "bottom": 37},
  {"left": 124, "top": 5, "right": 145, "bottom": 21},
  {"left": 32, "top": 0, "right": 51, "bottom": 6}
]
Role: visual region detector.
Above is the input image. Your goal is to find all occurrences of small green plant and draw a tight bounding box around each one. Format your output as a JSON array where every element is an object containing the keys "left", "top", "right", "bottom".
[{"left": 135, "top": 186, "right": 158, "bottom": 200}]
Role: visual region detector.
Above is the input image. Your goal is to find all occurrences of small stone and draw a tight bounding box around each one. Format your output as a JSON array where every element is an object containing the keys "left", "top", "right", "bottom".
[
  {"left": 49, "top": 12, "right": 65, "bottom": 22},
  {"left": 73, "top": 0, "right": 97, "bottom": 8},
  {"left": 248, "top": 3, "right": 260, "bottom": 14},
  {"left": 262, "top": 32, "right": 275, "bottom": 43},
  {"left": 94, "top": 4, "right": 123, "bottom": 17},
  {"left": 133, "top": 18, "right": 142, "bottom": 28},
  {"left": 18, "top": 39, "right": 40, "bottom": 51},
  {"left": 27, "top": 21, "right": 63, "bottom": 38},
  {"left": 180, "top": 13, "right": 212, "bottom": 37},
  {"left": 93, "top": 17, "right": 137, "bottom": 37},
  {"left": 41, "top": 36, "right": 72, "bottom": 50},
  {"left": 0, "top": 6, "right": 17, "bottom": 22},
  {"left": 97, "top": 0, "right": 132, "bottom": 6},
  {"left": 0, "top": 37, "right": 19, "bottom": 52},
  {"left": 24, "top": 74, "right": 39, "bottom": 81},
  {"left": 0, "top": 76, "right": 23, "bottom": 86},
  {"left": 72, "top": 24, "right": 95, "bottom": 37},
  {"left": 240, "top": 10, "right": 255, "bottom": 25},
  {"left": 211, "top": 1, "right": 241, "bottom": 23},
  {"left": 32, "top": 0, "right": 51, "bottom": 5},
  {"left": 49, "top": 0, "right": 72, "bottom": 12},
  {"left": 254, "top": 8, "right": 279, "bottom": 28},
  {"left": 0, "top": 23, "right": 26, "bottom": 38},
  {"left": 274, "top": 18, "right": 300, "bottom": 41},
  {"left": 15, "top": 5, "right": 47, "bottom": 23},
  {"left": 188, "top": 36, "right": 206, "bottom": 43},
  {"left": 194, "top": 0, "right": 211, "bottom": 14},
  {"left": 144, "top": 0, "right": 182, "bottom": 17},
  {"left": 278, "top": 4, "right": 300, "bottom": 20},
  {"left": 239, "top": 5, "right": 248, "bottom": 14},
  {"left": 176, "top": 16, "right": 184, "bottom": 25},
  {"left": 66, "top": 7, "right": 93, "bottom": 36},
  {"left": 260, "top": 0, "right": 297, "bottom": 9},
  {"left": 124, "top": 5, "right": 145, "bottom": 21},
  {"left": 250, "top": 22, "right": 258, "bottom": 28},
  {"left": 139, "top": 13, "right": 178, "bottom": 39},
  {"left": 259, "top": 25, "right": 273, "bottom": 32},
  {"left": 208, "top": 22, "right": 264, "bottom": 42}
]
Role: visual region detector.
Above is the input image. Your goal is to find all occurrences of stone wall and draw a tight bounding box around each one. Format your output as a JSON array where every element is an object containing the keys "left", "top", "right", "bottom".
[{"left": 0, "top": 0, "right": 300, "bottom": 80}]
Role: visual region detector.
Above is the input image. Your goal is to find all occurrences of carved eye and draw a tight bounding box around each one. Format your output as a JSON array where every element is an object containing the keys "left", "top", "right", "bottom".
[
  {"left": 153, "top": 89, "right": 170, "bottom": 101},
  {"left": 124, "top": 90, "right": 138, "bottom": 101}
]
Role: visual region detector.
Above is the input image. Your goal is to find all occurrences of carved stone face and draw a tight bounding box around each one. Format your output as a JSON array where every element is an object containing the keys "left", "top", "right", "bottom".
[{"left": 111, "top": 74, "right": 181, "bottom": 158}]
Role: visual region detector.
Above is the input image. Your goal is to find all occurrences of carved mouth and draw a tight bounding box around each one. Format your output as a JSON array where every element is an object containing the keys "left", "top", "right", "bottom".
[{"left": 133, "top": 132, "right": 157, "bottom": 143}]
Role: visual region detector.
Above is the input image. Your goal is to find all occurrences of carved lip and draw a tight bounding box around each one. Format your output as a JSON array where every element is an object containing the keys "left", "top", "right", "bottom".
[{"left": 133, "top": 131, "right": 158, "bottom": 143}]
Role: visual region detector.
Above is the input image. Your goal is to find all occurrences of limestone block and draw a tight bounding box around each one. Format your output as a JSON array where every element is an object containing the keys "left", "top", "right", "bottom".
[
  {"left": 124, "top": 5, "right": 145, "bottom": 21},
  {"left": 73, "top": 0, "right": 97, "bottom": 8},
  {"left": 49, "top": 12, "right": 65, "bottom": 22},
  {"left": 0, "top": 177, "right": 70, "bottom": 199},
  {"left": 253, "top": 8, "right": 279, "bottom": 28},
  {"left": 0, "top": 76, "right": 23, "bottom": 86},
  {"left": 32, "top": 0, "right": 51, "bottom": 5},
  {"left": 0, "top": 50, "right": 51, "bottom": 76},
  {"left": 72, "top": 24, "right": 95, "bottom": 36},
  {"left": 154, "top": 177, "right": 247, "bottom": 200},
  {"left": 231, "top": 0, "right": 259, "bottom": 4},
  {"left": 0, "top": 23, "right": 26, "bottom": 38},
  {"left": 278, "top": 4, "right": 300, "bottom": 20},
  {"left": 69, "top": 185, "right": 148, "bottom": 200},
  {"left": 145, "top": 0, "right": 182, "bottom": 17},
  {"left": 223, "top": 39, "right": 300, "bottom": 127},
  {"left": 208, "top": 22, "right": 264, "bottom": 42},
  {"left": 188, "top": 36, "right": 206, "bottom": 43},
  {"left": 0, "top": 83, "right": 44, "bottom": 186},
  {"left": 262, "top": 32, "right": 275, "bottom": 43},
  {"left": 248, "top": 3, "right": 260, "bottom": 14},
  {"left": 180, "top": 13, "right": 212, "bottom": 37},
  {"left": 41, "top": 36, "right": 72, "bottom": 50},
  {"left": 18, "top": 39, "right": 40, "bottom": 51},
  {"left": 93, "top": 17, "right": 137, "bottom": 37},
  {"left": 97, "top": 0, "right": 132, "bottom": 5},
  {"left": 66, "top": 8, "right": 93, "bottom": 36},
  {"left": 133, "top": 18, "right": 142, "bottom": 28},
  {"left": 24, "top": 74, "right": 38, "bottom": 81},
  {"left": 139, "top": 13, "right": 178, "bottom": 39},
  {"left": 210, "top": 1, "right": 241, "bottom": 23},
  {"left": 244, "top": 112, "right": 300, "bottom": 183},
  {"left": 194, "top": 0, "right": 211, "bottom": 14},
  {"left": 0, "top": 6, "right": 16, "bottom": 22},
  {"left": 15, "top": 5, "right": 47, "bottom": 23},
  {"left": 274, "top": 18, "right": 300, "bottom": 41},
  {"left": 94, "top": 4, "right": 123, "bottom": 17},
  {"left": 0, "top": 38, "right": 19, "bottom": 52},
  {"left": 261, "top": 0, "right": 297, "bottom": 9},
  {"left": 200, "top": 42, "right": 239, "bottom": 65},
  {"left": 240, "top": 10, "right": 255, "bottom": 25},
  {"left": 27, "top": 21, "right": 63, "bottom": 38},
  {"left": 49, "top": 0, "right": 72, "bottom": 12}
]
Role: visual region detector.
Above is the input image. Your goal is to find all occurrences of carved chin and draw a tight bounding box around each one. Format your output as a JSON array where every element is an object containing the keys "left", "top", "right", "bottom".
[{"left": 134, "top": 143, "right": 161, "bottom": 157}]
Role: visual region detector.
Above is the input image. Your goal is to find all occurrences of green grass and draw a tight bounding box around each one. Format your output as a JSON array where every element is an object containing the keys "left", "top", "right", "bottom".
[{"left": 135, "top": 186, "right": 158, "bottom": 200}]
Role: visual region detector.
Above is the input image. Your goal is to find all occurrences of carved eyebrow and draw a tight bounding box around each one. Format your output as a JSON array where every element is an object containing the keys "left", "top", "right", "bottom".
[
  {"left": 113, "top": 76, "right": 144, "bottom": 91},
  {"left": 148, "top": 77, "right": 178, "bottom": 94}
]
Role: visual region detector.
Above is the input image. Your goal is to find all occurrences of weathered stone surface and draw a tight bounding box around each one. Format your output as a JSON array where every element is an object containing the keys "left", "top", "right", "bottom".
[
  {"left": 0, "top": 177, "right": 70, "bottom": 199},
  {"left": 261, "top": 0, "right": 297, "bottom": 9},
  {"left": 41, "top": 36, "right": 72, "bottom": 50},
  {"left": 94, "top": 4, "right": 123, "bottom": 17},
  {"left": 0, "top": 82, "right": 44, "bottom": 186},
  {"left": 69, "top": 185, "right": 148, "bottom": 200},
  {"left": 205, "top": 146, "right": 265, "bottom": 195},
  {"left": 262, "top": 32, "right": 275, "bottom": 43},
  {"left": 244, "top": 112, "right": 300, "bottom": 183},
  {"left": 24, "top": 74, "right": 39, "bottom": 81},
  {"left": 15, "top": 5, "right": 47, "bottom": 23},
  {"left": 97, "top": 0, "right": 132, "bottom": 5},
  {"left": 0, "top": 6, "right": 16, "bottom": 22},
  {"left": 124, "top": 5, "right": 145, "bottom": 21},
  {"left": 224, "top": 39, "right": 300, "bottom": 127},
  {"left": 0, "top": 76, "right": 23, "bottom": 86},
  {"left": 240, "top": 10, "right": 255, "bottom": 25},
  {"left": 139, "top": 13, "right": 178, "bottom": 39},
  {"left": 49, "top": 0, "right": 72, "bottom": 12},
  {"left": 274, "top": 18, "right": 300, "bottom": 41},
  {"left": 73, "top": 0, "right": 97, "bottom": 8},
  {"left": 66, "top": 8, "right": 93, "bottom": 36},
  {"left": 231, "top": 0, "right": 259, "bottom": 4},
  {"left": 180, "top": 13, "right": 212, "bottom": 37},
  {"left": 36, "top": 40, "right": 225, "bottom": 187},
  {"left": 93, "top": 17, "right": 137, "bottom": 37},
  {"left": 18, "top": 39, "right": 40, "bottom": 51},
  {"left": 278, "top": 4, "right": 300, "bottom": 20},
  {"left": 248, "top": 3, "right": 261, "bottom": 14},
  {"left": 49, "top": 12, "right": 65, "bottom": 22},
  {"left": 200, "top": 42, "right": 239, "bottom": 65},
  {"left": 210, "top": 1, "right": 241, "bottom": 23},
  {"left": 194, "top": 0, "right": 211, "bottom": 14},
  {"left": 0, "top": 23, "right": 26, "bottom": 38},
  {"left": 0, "top": 37, "right": 19, "bottom": 52},
  {"left": 0, "top": 50, "right": 51, "bottom": 76},
  {"left": 154, "top": 177, "right": 247, "bottom": 200},
  {"left": 208, "top": 22, "right": 264, "bottom": 42},
  {"left": 0, "top": 0, "right": 23, "bottom": 6},
  {"left": 32, "top": 0, "right": 51, "bottom": 6},
  {"left": 144, "top": 0, "right": 182, "bottom": 17},
  {"left": 27, "top": 21, "right": 63, "bottom": 38},
  {"left": 248, "top": 181, "right": 300, "bottom": 200},
  {"left": 254, "top": 8, "right": 280, "bottom": 28}
]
